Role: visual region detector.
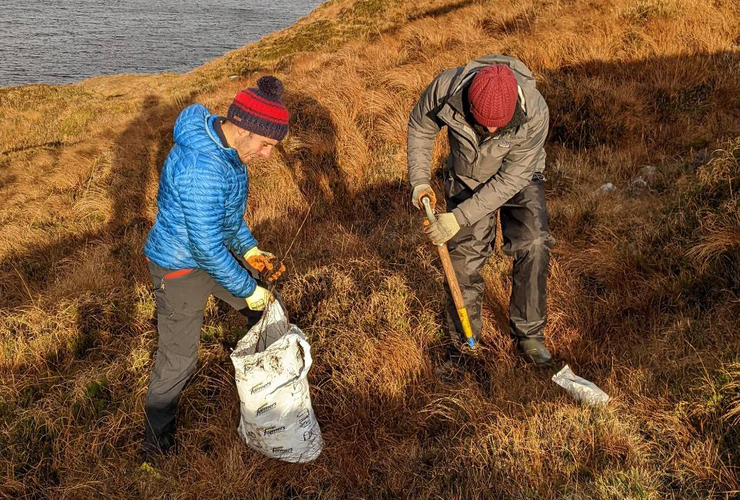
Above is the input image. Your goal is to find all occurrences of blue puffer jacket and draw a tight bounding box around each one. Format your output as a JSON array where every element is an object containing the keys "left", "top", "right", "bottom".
[{"left": 145, "top": 104, "right": 258, "bottom": 298}]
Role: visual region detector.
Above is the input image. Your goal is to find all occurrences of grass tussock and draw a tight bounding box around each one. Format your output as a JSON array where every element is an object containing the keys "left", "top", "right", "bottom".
[{"left": 1, "top": 0, "right": 740, "bottom": 498}]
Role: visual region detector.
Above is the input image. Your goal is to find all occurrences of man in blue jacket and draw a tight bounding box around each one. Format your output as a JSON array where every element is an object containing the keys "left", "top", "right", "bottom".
[{"left": 142, "top": 76, "right": 289, "bottom": 454}]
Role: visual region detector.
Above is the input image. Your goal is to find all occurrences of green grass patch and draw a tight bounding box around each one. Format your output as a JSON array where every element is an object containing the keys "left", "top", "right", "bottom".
[
  {"left": 72, "top": 377, "right": 113, "bottom": 424},
  {"left": 190, "top": 0, "right": 402, "bottom": 85},
  {"left": 6, "top": 414, "right": 59, "bottom": 483}
]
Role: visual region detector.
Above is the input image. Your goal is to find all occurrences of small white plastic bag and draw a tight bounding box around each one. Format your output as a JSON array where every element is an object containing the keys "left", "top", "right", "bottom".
[{"left": 552, "top": 364, "right": 610, "bottom": 406}]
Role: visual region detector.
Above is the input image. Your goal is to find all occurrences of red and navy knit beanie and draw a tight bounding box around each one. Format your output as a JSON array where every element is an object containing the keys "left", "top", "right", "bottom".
[
  {"left": 227, "top": 76, "right": 289, "bottom": 141},
  {"left": 468, "top": 65, "right": 518, "bottom": 128}
]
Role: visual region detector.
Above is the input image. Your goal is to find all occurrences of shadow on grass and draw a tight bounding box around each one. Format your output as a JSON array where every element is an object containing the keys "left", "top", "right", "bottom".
[{"left": 0, "top": 91, "right": 198, "bottom": 367}]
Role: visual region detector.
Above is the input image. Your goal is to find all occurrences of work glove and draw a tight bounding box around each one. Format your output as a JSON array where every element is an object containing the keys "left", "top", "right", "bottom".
[
  {"left": 245, "top": 285, "right": 273, "bottom": 311},
  {"left": 244, "top": 246, "right": 286, "bottom": 282},
  {"left": 411, "top": 184, "right": 436, "bottom": 210},
  {"left": 424, "top": 212, "right": 461, "bottom": 245}
]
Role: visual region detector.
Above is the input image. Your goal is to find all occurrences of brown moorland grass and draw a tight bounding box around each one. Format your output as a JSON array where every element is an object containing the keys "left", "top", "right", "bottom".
[{"left": 1, "top": 0, "right": 739, "bottom": 498}]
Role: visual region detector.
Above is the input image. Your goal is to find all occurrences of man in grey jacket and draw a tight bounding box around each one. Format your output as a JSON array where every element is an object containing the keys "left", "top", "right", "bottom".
[{"left": 408, "top": 54, "right": 555, "bottom": 365}]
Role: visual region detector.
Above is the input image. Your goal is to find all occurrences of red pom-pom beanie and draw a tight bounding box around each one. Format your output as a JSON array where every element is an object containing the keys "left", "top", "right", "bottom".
[{"left": 228, "top": 76, "right": 289, "bottom": 141}]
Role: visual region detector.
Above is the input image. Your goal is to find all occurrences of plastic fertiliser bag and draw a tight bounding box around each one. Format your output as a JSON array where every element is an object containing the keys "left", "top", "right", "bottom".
[
  {"left": 552, "top": 364, "right": 610, "bottom": 406},
  {"left": 230, "top": 301, "right": 323, "bottom": 463}
]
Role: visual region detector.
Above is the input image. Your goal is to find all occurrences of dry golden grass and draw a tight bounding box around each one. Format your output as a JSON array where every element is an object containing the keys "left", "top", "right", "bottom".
[{"left": 1, "top": 0, "right": 740, "bottom": 498}]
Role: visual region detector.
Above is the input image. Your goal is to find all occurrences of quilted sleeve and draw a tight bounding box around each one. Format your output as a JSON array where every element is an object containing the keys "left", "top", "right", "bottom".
[
  {"left": 407, "top": 68, "right": 459, "bottom": 187},
  {"left": 228, "top": 219, "right": 258, "bottom": 256},
  {"left": 176, "top": 153, "right": 257, "bottom": 298}
]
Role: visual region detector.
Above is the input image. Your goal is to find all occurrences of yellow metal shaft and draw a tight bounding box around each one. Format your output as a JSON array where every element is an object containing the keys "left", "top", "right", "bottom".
[{"left": 457, "top": 307, "right": 474, "bottom": 341}]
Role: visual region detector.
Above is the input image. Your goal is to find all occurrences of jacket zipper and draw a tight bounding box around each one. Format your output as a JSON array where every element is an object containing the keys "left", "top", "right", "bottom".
[{"left": 440, "top": 112, "right": 480, "bottom": 176}]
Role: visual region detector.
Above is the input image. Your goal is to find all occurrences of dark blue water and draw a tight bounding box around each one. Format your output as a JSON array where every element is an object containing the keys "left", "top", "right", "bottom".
[{"left": 0, "top": 0, "right": 322, "bottom": 86}]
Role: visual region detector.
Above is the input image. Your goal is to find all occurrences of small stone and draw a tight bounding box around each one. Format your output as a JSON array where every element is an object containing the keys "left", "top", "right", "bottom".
[
  {"left": 628, "top": 176, "right": 648, "bottom": 197},
  {"left": 640, "top": 165, "right": 657, "bottom": 177},
  {"left": 594, "top": 182, "right": 616, "bottom": 195}
]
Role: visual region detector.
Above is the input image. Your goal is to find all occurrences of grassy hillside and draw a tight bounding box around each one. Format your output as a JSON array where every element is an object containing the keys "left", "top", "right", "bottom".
[{"left": 1, "top": 0, "right": 739, "bottom": 498}]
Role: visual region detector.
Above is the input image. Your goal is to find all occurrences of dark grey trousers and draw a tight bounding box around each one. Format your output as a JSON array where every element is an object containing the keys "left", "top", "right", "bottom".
[
  {"left": 144, "top": 259, "right": 260, "bottom": 449},
  {"left": 444, "top": 173, "right": 555, "bottom": 342}
]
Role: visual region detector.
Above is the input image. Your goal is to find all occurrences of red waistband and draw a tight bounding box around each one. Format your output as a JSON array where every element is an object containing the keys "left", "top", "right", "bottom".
[
  {"left": 146, "top": 257, "right": 193, "bottom": 279},
  {"left": 163, "top": 269, "right": 193, "bottom": 279}
]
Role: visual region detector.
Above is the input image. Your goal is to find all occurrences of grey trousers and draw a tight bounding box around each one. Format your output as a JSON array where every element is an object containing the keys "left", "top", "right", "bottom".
[
  {"left": 444, "top": 173, "right": 555, "bottom": 342},
  {"left": 144, "top": 259, "right": 260, "bottom": 449}
]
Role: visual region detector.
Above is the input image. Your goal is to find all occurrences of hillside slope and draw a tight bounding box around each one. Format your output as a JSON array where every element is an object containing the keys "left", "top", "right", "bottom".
[{"left": 1, "top": 0, "right": 739, "bottom": 498}]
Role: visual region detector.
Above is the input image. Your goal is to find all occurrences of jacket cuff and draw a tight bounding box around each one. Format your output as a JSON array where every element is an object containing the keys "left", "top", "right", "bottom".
[
  {"left": 236, "top": 273, "right": 257, "bottom": 299},
  {"left": 230, "top": 236, "right": 258, "bottom": 256},
  {"left": 408, "top": 172, "right": 432, "bottom": 189},
  {"left": 452, "top": 208, "right": 468, "bottom": 227}
]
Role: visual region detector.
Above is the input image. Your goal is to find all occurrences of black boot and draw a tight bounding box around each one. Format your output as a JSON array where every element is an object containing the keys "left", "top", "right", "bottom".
[
  {"left": 140, "top": 431, "right": 177, "bottom": 462},
  {"left": 142, "top": 416, "right": 178, "bottom": 461},
  {"left": 516, "top": 337, "right": 552, "bottom": 366}
]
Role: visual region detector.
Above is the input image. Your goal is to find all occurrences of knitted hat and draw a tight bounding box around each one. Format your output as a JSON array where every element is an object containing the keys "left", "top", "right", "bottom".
[
  {"left": 468, "top": 65, "right": 518, "bottom": 128},
  {"left": 227, "top": 76, "right": 289, "bottom": 141}
]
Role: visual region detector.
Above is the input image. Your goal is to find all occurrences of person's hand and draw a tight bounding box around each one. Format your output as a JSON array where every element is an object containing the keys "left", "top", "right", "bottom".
[
  {"left": 424, "top": 212, "right": 460, "bottom": 245},
  {"left": 245, "top": 285, "right": 273, "bottom": 311},
  {"left": 244, "top": 247, "right": 286, "bottom": 282},
  {"left": 244, "top": 246, "right": 275, "bottom": 268},
  {"left": 411, "top": 184, "right": 436, "bottom": 210}
]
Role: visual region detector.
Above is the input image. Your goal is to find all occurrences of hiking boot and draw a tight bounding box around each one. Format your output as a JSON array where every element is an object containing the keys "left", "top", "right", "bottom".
[
  {"left": 140, "top": 433, "right": 177, "bottom": 461},
  {"left": 516, "top": 338, "right": 552, "bottom": 366}
]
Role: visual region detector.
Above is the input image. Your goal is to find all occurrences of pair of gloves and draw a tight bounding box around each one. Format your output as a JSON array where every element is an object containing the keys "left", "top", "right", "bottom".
[
  {"left": 243, "top": 246, "right": 286, "bottom": 311},
  {"left": 411, "top": 184, "right": 461, "bottom": 245}
]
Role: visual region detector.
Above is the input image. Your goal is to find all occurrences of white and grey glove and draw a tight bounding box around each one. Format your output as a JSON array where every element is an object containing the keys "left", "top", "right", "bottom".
[
  {"left": 424, "top": 212, "right": 461, "bottom": 245},
  {"left": 411, "top": 184, "right": 436, "bottom": 210}
]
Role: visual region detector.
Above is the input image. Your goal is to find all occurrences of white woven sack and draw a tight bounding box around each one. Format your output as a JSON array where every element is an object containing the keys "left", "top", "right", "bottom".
[{"left": 230, "top": 301, "right": 323, "bottom": 463}]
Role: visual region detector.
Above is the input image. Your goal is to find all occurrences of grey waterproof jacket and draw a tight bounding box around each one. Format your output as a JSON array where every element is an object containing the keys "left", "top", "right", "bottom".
[{"left": 407, "top": 55, "right": 549, "bottom": 226}]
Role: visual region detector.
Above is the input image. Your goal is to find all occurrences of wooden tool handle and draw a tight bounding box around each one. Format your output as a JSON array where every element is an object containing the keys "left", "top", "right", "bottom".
[
  {"left": 422, "top": 195, "right": 476, "bottom": 346},
  {"left": 437, "top": 245, "right": 465, "bottom": 310}
]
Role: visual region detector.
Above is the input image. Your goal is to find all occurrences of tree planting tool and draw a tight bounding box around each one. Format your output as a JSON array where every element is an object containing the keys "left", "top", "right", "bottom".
[{"left": 422, "top": 196, "right": 476, "bottom": 348}]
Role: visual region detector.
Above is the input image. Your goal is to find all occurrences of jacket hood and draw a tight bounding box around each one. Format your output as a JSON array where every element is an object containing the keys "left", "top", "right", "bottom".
[
  {"left": 445, "top": 55, "right": 538, "bottom": 106},
  {"left": 173, "top": 104, "right": 241, "bottom": 166},
  {"left": 462, "top": 54, "right": 536, "bottom": 86},
  {"left": 465, "top": 54, "right": 535, "bottom": 80}
]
